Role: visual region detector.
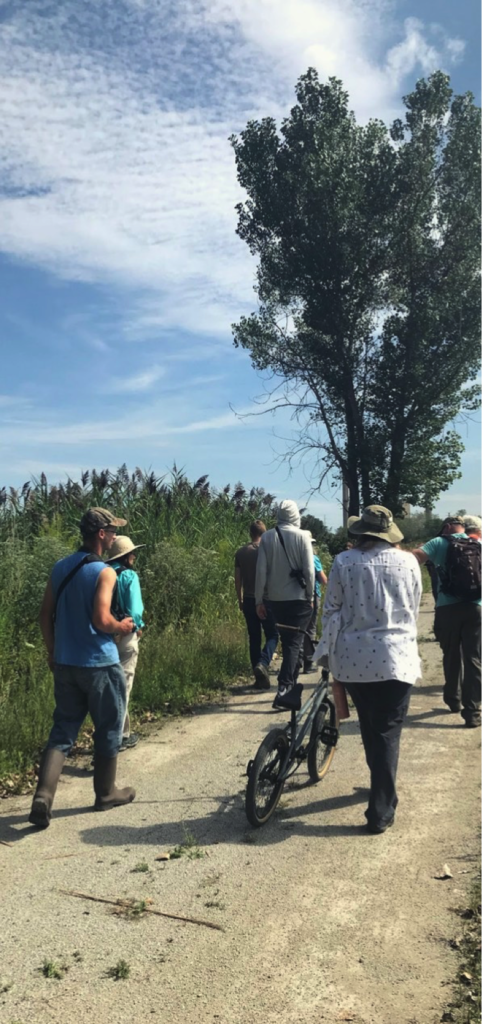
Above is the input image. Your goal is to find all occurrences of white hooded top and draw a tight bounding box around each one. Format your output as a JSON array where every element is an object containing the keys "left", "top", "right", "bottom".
[{"left": 255, "top": 500, "right": 315, "bottom": 604}]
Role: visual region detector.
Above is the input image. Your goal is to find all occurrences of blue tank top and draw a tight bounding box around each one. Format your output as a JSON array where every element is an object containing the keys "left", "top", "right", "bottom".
[{"left": 51, "top": 551, "right": 119, "bottom": 667}]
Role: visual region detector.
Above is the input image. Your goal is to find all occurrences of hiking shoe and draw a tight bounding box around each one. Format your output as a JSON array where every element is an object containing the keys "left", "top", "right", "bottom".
[
  {"left": 253, "top": 663, "right": 270, "bottom": 690},
  {"left": 303, "top": 660, "right": 316, "bottom": 674},
  {"left": 366, "top": 816, "right": 395, "bottom": 835},
  {"left": 120, "top": 733, "right": 140, "bottom": 751},
  {"left": 272, "top": 683, "right": 303, "bottom": 712},
  {"left": 29, "top": 798, "right": 51, "bottom": 830},
  {"left": 464, "top": 715, "right": 481, "bottom": 729},
  {"left": 444, "top": 699, "right": 462, "bottom": 713}
]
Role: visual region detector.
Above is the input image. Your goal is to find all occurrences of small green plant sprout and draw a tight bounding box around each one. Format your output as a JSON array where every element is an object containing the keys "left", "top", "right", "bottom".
[
  {"left": 170, "top": 828, "right": 204, "bottom": 860},
  {"left": 131, "top": 900, "right": 148, "bottom": 918},
  {"left": 108, "top": 960, "right": 131, "bottom": 981},
  {"left": 41, "top": 959, "right": 67, "bottom": 980},
  {"left": 131, "top": 861, "right": 150, "bottom": 873}
]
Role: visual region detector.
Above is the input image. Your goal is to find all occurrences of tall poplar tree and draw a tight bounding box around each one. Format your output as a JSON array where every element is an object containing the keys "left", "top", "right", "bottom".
[{"left": 231, "top": 70, "right": 480, "bottom": 515}]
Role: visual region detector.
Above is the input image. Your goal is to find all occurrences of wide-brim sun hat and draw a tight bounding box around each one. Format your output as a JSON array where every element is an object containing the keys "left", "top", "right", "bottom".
[
  {"left": 348, "top": 505, "right": 403, "bottom": 545},
  {"left": 106, "top": 536, "right": 145, "bottom": 562},
  {"left": 347, "top": 515, "right": 359, "bottom": 536}
]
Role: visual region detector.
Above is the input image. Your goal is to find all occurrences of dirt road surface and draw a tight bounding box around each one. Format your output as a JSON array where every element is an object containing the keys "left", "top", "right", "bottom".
[{"left": 1, "top": 596, "right": 480, "bottom": 1024}]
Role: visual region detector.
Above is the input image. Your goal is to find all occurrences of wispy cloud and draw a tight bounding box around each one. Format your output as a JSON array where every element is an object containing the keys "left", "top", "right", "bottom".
[
  {"left": 102, "top": 366, "right": 166, "bottom": 394},
  {"left": 0, "top": 0, "right": 465, "bottom": 340}
]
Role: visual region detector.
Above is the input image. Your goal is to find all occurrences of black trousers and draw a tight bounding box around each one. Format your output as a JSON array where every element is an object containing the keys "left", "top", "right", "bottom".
[
  {"left": 433, "top": 602, "right": 481, "bottom": 718},
  {"left": 269, "top": 600, "right": 312, "bottom": 689},
  {"left": 344, "top": 681, "right": 412, "bottom": 828},
  {"left": 242, "top": 597, "right": 279, "bottom": 671},
  {"left": 304, "top": 593, "right": 319, "bottom": 665}
]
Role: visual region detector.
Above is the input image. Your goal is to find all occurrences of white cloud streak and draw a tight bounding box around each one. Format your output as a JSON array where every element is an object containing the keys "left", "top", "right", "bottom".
[{"left": 102, "top": 366, "right": 166, "bottom": 394}]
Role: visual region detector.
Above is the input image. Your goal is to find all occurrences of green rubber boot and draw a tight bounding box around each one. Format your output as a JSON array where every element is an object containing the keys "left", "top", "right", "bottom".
[
  {"left": 29, "top": 748, "right": 66, "bottom": 829},
  {"left": 93, "top": 755, "right": 136, "bottom": 811}
]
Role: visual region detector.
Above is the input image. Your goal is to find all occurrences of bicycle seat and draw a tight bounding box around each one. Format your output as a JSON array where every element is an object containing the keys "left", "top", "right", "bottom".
[{"left": 272, "top": 683, "right": 303, "bottom": 712}]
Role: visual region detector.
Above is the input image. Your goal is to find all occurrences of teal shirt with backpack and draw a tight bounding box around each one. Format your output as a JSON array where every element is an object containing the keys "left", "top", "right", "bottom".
[
  {"left": 110, "top": 562, "right": 145, "bottom": 629},
  {"left": 422, "top": 534, "right": 481, "bottom": 608}
]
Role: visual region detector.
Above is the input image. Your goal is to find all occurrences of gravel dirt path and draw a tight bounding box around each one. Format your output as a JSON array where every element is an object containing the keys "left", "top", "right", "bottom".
[{"left": 0, "top": 595, "right": 480, "bottom": 1024}]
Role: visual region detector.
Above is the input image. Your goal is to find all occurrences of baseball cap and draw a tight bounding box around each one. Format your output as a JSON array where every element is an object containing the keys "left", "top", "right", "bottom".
[{"left": 79, "top": 507, "right": 127, "bottom": 533}]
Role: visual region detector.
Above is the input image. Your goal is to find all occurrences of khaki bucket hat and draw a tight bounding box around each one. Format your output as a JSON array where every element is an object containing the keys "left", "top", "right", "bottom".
[
  {"left": 348, "top": 505, "right": 403, "bottom": 545},
  {"left": 106, "top": 536, "right": 145, "bottom": 562}
]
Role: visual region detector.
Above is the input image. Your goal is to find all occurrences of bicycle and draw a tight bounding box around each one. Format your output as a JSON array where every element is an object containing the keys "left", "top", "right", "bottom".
[{"left": 245, "top": 624, "right": 339, "bottom": 827}]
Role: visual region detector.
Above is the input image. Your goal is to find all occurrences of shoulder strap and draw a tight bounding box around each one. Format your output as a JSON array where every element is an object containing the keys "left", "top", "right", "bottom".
[
  {"left": 276, "top": 526, "right": 295, "bottom": 572},
  {"left": 54, "top": 553, "right": 104, "bottom": 616}
]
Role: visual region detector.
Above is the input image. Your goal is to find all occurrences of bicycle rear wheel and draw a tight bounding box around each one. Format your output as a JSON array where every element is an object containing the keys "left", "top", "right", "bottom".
[
  {"left": 307, "top": 700, "right": 337, "bottom": 782},
  {"left": 245, "top": 728, "right": 289, "bottom": 827}
]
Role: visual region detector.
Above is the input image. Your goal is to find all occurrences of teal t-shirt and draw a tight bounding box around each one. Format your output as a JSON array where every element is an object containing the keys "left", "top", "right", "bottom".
[
  {"left": 314, "top": 554, "right": 323, "bottom": 598},
  {"left": 422, "top": 534, "right": 481, "bottom": 607},
  {"left": 110, "top": 564, "right": 145, "bottom": 628}
]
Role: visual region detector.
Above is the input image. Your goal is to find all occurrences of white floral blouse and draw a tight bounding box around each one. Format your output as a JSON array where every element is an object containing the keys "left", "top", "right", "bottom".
[{"left": 314, "top": 543, "right": 422, "bottom": 685}]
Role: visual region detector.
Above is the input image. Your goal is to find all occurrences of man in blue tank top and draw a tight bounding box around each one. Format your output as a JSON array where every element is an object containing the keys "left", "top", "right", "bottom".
[{"left": 29, "top": 507, "right": 137, "bottom": 829}]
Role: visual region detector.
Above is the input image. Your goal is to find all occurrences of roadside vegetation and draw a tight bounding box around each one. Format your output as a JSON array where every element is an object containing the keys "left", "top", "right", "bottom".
[{"left": 0, "top": 467, "right": 444, "bottom": 777}]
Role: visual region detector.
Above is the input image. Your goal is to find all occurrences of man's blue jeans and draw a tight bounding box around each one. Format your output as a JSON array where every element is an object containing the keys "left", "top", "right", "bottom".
[
  {"left": 242, "top": 597, "right": 279, "bottom": 671},
  {"left": 46, "top": 663, "right": 126, "bottom": 758}
]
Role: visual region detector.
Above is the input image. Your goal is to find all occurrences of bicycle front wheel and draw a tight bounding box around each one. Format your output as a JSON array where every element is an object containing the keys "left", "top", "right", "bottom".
[
  {"left": 245, "top": 728, "right": 289, "bottom": 827},
  {"left": 307, "top": 700, "right": 337, "bottom": 783}
]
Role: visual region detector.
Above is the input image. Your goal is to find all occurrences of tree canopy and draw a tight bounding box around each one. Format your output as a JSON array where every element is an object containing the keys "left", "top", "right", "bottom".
[{"left": 231, "top": 70, "right": 481, "bottom": 516}]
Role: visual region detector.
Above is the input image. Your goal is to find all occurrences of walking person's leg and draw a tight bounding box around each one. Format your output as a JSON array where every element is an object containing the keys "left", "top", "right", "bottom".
[
  {"left": 303, "top": 594, "right": 319, "bottom": 673},
  {"left": 460, "top": 604, "right": 482, "bottom": 727},
  {"left": 346, "top": 681, "right": 412, "bottom": 832},
  {"left": 344, "top": 683, "right": 376, "bottom": 772},
  {"left": 29, "top": 665, "right": 89, "bottom": 828},
  {"left": 242, "top": 597, "right": 262, "bottom": 672},
  {"left": 434, "top": 605, "right": 463, "bottom": 710},
  {"left": 87, "top": 663, "right": 136, "bottom": 810},
  {"left": 117, "top": 633, "right": 139, "bottom": 747},
  {"left": 259, "top": 605, "right": 279, "bottom": 668},
  {"left": 270, "top": 600, "right": 312, "bottom": 695}
]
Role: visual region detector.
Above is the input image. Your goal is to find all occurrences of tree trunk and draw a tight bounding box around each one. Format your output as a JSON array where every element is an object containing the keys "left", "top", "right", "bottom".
[{"left": 382, "top": 419, "right": 406, "bottom": 513}]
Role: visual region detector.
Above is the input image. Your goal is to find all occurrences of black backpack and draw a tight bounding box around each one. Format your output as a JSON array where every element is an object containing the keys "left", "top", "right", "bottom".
[
  {"left": 111, "top": 564, "right": 128, "bottom": 621},
  {"left": 439, "top": 537, "right": 481, "bottom": 602}
]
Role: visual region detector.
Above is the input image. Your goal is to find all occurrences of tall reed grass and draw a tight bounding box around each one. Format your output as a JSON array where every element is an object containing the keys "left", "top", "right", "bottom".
[{"left": 0, "top": 466, "right": 279, "bottom": 774}]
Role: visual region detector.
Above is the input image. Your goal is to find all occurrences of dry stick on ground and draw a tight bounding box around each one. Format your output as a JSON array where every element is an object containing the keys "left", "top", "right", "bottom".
[
  {"left": 43, "top": 852, "right": 87, "bottom": 861},
  {"left": 0, "top": 840, "right": 12, "bottom": 848},
  {"left": 59, "top": 889, "right": 225, "bottom": 932}
]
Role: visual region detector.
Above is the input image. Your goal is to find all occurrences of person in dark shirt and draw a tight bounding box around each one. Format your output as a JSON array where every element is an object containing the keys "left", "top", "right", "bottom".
[{"left": 235, "top": 520, "right": 279, "bottom": 690}]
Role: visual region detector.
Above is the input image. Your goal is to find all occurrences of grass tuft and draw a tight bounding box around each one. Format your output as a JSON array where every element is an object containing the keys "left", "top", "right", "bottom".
[
  {"left": 41, "top": 959, "right": 67, "bottom": 980},
  {"left": 170, "top": 828, "right": 205, "bottom": 860},
  {"left": 107, "top": 960, "right": 131, "bottom": 981}
]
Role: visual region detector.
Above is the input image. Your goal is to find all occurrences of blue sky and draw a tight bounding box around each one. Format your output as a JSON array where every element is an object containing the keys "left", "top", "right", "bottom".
[{"left": 0, "top": 0, "right": 480, "bottom": 528}]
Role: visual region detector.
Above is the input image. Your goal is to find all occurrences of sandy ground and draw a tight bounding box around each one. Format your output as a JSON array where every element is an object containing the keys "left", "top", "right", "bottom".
[{"left": 0, "top": 595, "right": 480, "bottom": 1024}]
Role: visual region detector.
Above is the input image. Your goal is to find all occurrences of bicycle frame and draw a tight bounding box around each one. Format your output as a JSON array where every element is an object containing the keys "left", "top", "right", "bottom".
[
  {"left": 274, "top": 622, "right": 337, "bottom": 783},
  {"left": 277, "top": 680, "right": 330, "bottom": 783}
]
